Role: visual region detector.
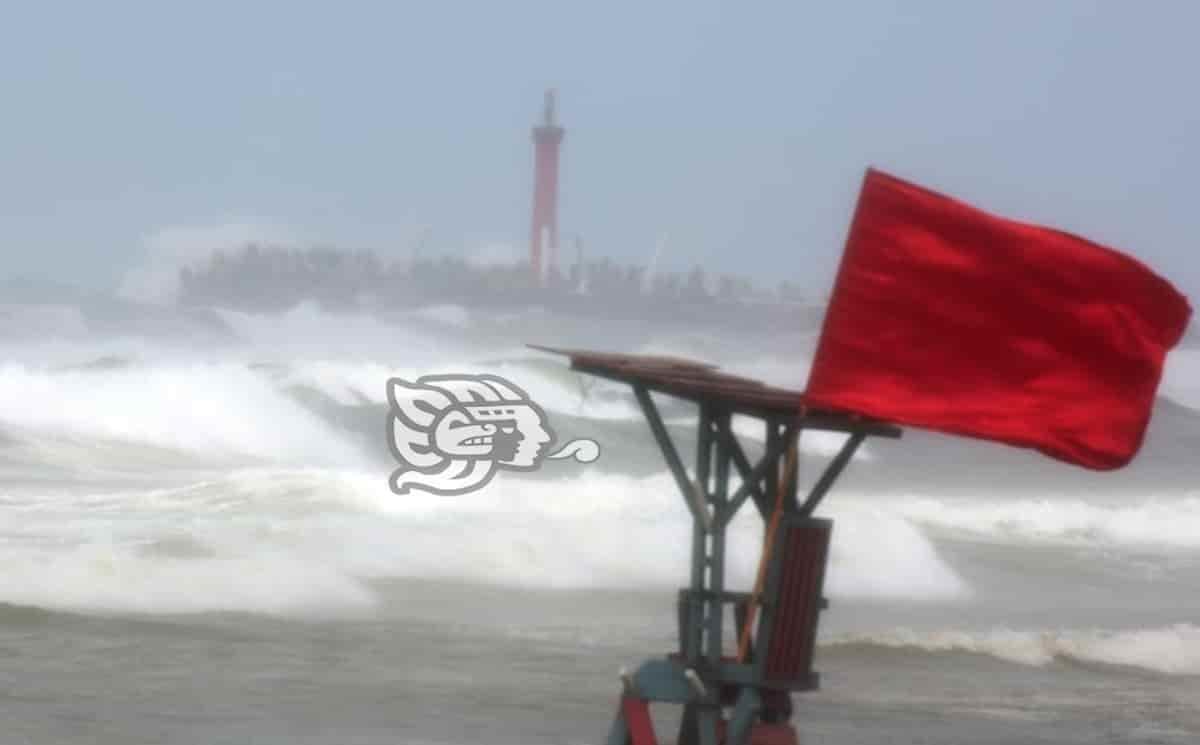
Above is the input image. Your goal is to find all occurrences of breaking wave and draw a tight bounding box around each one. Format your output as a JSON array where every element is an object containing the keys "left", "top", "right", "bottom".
[
  {"left": 0, "top": 543, "right": 378, "bottom": 617},
  {"left": 0, "top": 467, "right": 968, "bottom": 616},
  {"left": 0, "top": 362, "right": 365, "bottom": 467},
  {"left": 825, "top": 625, "right": 1200, "bottom": 676},
  {"left": 0, "top": 298, "right": 1196, "bottom": 625},
  {"left": 887, "top": 495, "right": 1200, "bottom": 550}
]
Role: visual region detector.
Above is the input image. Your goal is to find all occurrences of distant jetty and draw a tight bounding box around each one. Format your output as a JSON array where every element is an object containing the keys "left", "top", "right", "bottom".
[{"left": 176, "top": 242, "right": 820, "bottom": 329}]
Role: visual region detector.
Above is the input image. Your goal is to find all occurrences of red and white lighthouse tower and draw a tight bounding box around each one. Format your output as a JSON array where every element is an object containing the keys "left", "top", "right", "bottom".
[{"left": 530, "top": 89, "right": 565, "bottom": 286}]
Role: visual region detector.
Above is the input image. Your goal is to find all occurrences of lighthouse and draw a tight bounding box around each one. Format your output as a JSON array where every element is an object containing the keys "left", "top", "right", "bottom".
[{"left": 530, "top": 89, "right": 565, "bottom": 286}]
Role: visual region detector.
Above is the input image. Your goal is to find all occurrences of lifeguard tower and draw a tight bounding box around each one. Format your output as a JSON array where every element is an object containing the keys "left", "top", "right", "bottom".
[{"left": 533, "top": 345, "right": 901, "bottom": 745}]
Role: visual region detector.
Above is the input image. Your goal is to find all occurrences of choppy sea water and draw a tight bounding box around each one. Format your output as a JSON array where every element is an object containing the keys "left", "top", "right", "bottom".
[{"left": 1, "top": 299, "right": 1199, "bottom": 744}]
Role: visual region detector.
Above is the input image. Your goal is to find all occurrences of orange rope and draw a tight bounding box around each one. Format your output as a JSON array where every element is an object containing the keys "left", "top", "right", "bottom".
[{"left": 736, "top": 432, "right": 799, "bottom": 662}]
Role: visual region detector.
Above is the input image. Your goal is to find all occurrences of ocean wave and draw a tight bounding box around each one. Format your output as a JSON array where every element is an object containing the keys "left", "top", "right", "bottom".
[
  {"left": 887, "top": 495, "right": 1200, "bottom": 550},
  {"left": 278, "top": 359, "right": 419, "bottom": 406},
  {"left": 292, "top": 469, "right": 968, "bottom": 601},
  {"left": 825, "top": 624, "right": 1200, "bottom": 675},
  {"left": 280, "top": 356, "right": 643, "bottom": 421},
  {"left": 0, "top": 362, "right": 365, "bottom": 467},
  {"left": 0, "top": 537, "right": 377, "bottom": 617},
  {"left": 213, "top": 301, "right": 490, "bottom": 362},
  {"left": 0, "top": 466, "right": 969, "bottom": 616},
  {"left": 0, "top": 353, "right": 646, "bottom": 475}
]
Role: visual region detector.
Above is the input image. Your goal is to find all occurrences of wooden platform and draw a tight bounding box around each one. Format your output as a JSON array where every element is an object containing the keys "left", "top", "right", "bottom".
[{"left": 528, "top": 344, "right": 901, "bottom": 437}]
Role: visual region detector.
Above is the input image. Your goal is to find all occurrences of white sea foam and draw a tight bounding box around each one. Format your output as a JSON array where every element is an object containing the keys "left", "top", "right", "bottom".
[
  {"left": 0, "top": 300, "right": 1193, "bottom": 622},
  {"left": 825, "top": 625, "right": 1200, "bottom": 675},
  {"left": 819, "top": 503, "right": 968, "bottom": 598},
  {"left": 887, "top": 495, "right": 1200, "bottom": 550},
  {"left": 335, "top": 469, "right": 969, "bottom": 600},
  {"left": 213, "top": 302, "right": 497, "bottom": 364},
  {"left": 0, "top": 362, "right": 364, "bottom": 466},
  {"left": 279, "top": 356, "right": 642, "bottom": 420},
  {"left": 279, "top": 360, "right": 420, "bottom": 406},
  {"left": 0, "top": 543, "right": 377, "bottom": 617},
  {"left": 0, "top": 466, "right": 969, "bottom": 615}
]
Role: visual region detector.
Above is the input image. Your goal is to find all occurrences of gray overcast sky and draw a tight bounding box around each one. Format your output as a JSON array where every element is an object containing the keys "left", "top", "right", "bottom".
[{"left": 1, "top": 1, "right": 1197, "bottom": 302}]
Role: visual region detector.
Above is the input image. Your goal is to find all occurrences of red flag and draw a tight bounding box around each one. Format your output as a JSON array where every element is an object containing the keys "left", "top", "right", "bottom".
[{"left": 804, "top": 168, "right": 1192, "bottom": 469}]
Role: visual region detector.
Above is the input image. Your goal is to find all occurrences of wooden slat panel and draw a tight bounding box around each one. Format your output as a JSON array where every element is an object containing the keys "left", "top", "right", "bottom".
[{"left": 764, "top": 520, "right": 831, "bottom": 683}]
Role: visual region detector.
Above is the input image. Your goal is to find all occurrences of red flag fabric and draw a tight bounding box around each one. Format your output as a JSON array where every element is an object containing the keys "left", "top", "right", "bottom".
[{"left": 804, "top": 168, "right": 1192, "bottom": 470}]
